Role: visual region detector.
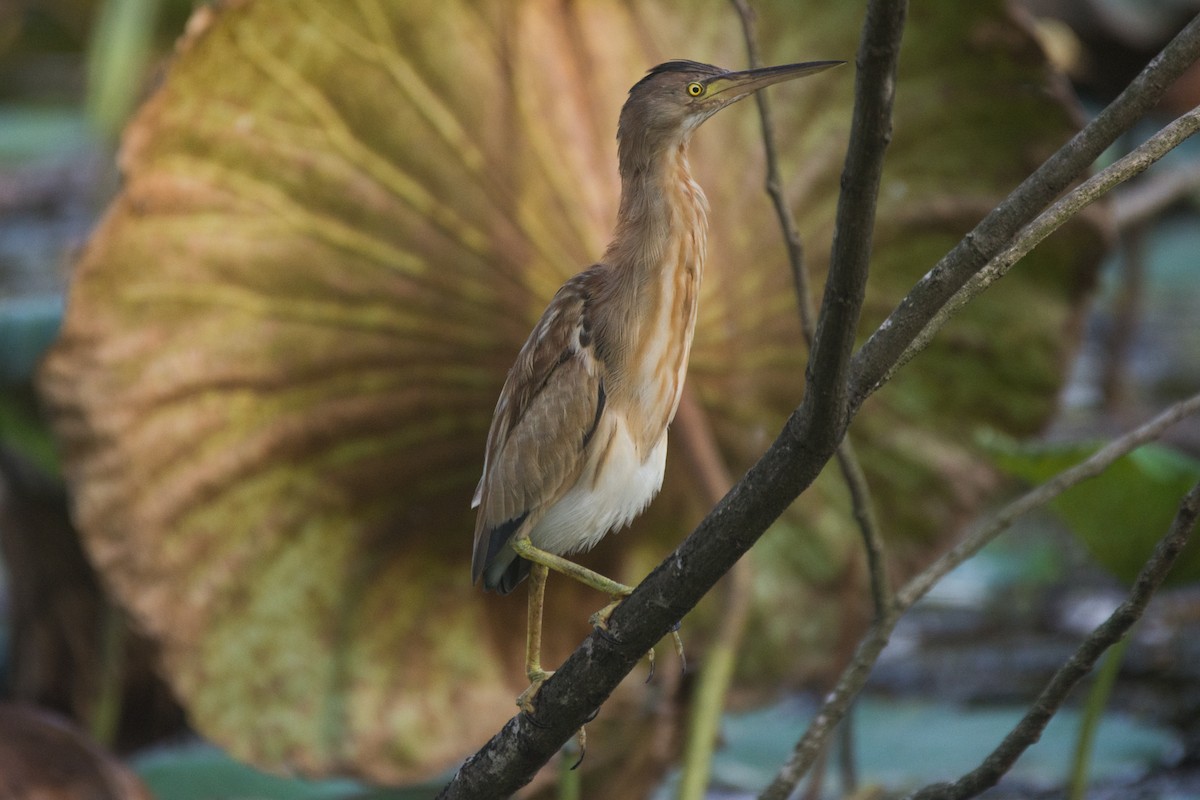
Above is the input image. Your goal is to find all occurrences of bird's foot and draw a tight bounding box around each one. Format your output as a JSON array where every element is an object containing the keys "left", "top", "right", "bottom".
[
  {"left": 670, "top": 620, "right": 687, "bottom": 674},
  {"left": 590, "top": 597, "right": 687, "bottom": 680},
  {"left": 646, "top": 622, "right": 687, "bottom": 680},
  {"left": 516, "top": 667, "right": 553, "bottom": 716},
  {"left": 518, "top": 669, "right": 591, "bottom": 770},
  {"left": 587, "top": 593, "right": 629, "bottom": 631}
]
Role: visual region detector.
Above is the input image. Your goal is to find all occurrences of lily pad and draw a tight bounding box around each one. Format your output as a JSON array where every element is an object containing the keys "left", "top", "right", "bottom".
[
  {"left": 677, "top": 695, "right": 1180, "bottom": 796},
  {"left": 40, "top": 0, "right": 1102, "bottom": 782}
]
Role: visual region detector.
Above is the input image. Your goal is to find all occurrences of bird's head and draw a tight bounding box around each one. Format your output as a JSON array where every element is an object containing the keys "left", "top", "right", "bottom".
[{"left": 617, "top": 59, "right": 842, "bottom": 166}]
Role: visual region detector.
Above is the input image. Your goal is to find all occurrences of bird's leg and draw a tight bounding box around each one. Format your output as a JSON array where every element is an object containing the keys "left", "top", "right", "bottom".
[
  {"left": 509, "top": 535, "right": 633, "bottom": 630},
  {"left": 518, "top": 562, "right": 589, "bottom": 765},
  {"left": 509, "top": 535, "right": 633, "bottom": 597},
  {"left": 510, "top": 535, "right": 685, "bottom": 674},
  {"left": 516, "top": 562, "right": 552, "bottom": 715}
]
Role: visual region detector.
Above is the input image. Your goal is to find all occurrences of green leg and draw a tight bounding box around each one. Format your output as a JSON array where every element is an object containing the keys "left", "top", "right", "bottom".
[
  {"left": 518, "top": 562, "right": 590, "bottom": 766},
  {"left": 511, "top": 534, "right": 685, "bottom": 688},
  {"left": 517, "top": 562, "right": 552, "bottom": 714},
  {"left": 510, "top": 535, "right": 633, "bottom": 598}
]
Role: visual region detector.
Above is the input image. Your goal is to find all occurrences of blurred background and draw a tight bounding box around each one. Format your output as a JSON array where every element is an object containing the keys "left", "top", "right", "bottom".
[{"left": 1, "top": 1, "right": 1200, "bottom": 798}]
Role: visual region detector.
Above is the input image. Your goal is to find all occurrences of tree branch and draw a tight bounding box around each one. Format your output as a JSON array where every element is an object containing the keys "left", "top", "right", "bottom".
[
  {"left": 848, "top": 12, "right": 1200, "bottom": 412},
  {"left": 881, "top": 104, "right": 1200, "bottom": 400},
  {"left": 758, "top": 392, "right": 1200, "bottom": 800},
  {"left": 906, "top": 479, "right": 1200, "bottom": 800},
  {"left": 803, "top": 0, "right": 905, "bottom": 438},
  {"left": 434, "top": 1, "right": 905, "bottom": 794},
  {"left": 436, "top": 11, "right": 1200, "bottom": 800}
]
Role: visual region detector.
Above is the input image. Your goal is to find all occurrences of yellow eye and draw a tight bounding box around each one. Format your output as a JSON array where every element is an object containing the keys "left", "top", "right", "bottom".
[{"left": 686, "top": 82, "right": 704, "bottom": 97}]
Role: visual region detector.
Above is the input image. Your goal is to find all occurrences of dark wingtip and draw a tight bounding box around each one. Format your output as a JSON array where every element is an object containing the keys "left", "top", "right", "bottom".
[
  {"left": 493, "top": 557, "right": 532, "bottom": 595},
  {"left": 475, "top": 515, "right": 532, "bottom": 592}
]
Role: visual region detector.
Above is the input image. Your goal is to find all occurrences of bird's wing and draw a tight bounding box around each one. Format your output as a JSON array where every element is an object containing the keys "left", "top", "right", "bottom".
[{"left": 471, "top": 268, "right": 607, "bottom": 585}]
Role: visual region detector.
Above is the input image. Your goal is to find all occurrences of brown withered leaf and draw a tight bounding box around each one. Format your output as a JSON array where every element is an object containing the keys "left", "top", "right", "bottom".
[
  {"left": 40, "top": 0, "right": 1103, "bottom": 782},
  {"left": 0, "top": 704, "right": 153, "bottom": 800}
]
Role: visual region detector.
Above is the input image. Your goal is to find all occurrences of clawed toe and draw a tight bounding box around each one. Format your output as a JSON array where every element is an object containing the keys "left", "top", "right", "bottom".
[
  {"left": 517, "top": 668, "right": 553, "bottom": 716},
  {"left": 587, "top": 594, "right": 628, "bottom": 630}
]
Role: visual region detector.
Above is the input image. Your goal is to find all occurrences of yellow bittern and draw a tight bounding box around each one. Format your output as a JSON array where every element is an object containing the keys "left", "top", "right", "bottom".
[{"left": 472, "top": 59, "right": 841, "bottom": 712}]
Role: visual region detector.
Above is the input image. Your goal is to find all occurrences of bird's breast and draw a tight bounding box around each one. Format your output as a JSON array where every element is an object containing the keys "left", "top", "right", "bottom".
[
  {"left": 626, "top": 168, "right": 708, "bottom": 451},
  {"left": 527, "top": 412, "right": 667, "bottom": 556}
]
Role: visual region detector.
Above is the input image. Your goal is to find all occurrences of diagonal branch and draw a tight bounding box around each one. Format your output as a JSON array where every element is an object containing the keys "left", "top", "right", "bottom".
[
  {"left": 906, "top": 478, "right": 1200, "bottom": 800},
  {"left": 759, "top": 392, "right": 1200, "bottom": 800},
  {"left": 880, "top": 103, "right": 1200, "bottom": 395},
  {"left": 849, "top": 12, "right": 1200, "bottom": 412},
  {"left": 437, "top": 10, "right": 1200, "bottom": 800},
  {"left": 434, "top": 1, "right": 905, "bottom": 795}
]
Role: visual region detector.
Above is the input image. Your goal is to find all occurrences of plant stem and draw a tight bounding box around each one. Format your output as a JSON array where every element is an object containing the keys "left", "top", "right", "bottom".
[{"left": 1067, "top": 631, "right": 1132, "bottom": 800}]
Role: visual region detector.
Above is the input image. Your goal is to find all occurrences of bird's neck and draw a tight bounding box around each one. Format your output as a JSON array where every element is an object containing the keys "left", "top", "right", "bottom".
[
  {"left": 598, "top": 140, "right": 709, "bottom": 446},
  {"left": 608, "top": 139, "right": 710, "bottom": 259},
  {"left": 603, "top": 140, "right": 710, "bottom": 294}
]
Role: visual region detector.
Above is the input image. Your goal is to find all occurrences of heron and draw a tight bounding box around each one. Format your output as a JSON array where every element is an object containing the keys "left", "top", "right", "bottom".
[{"left": 472, "top": 58, "right": 842, "bottom": 715}]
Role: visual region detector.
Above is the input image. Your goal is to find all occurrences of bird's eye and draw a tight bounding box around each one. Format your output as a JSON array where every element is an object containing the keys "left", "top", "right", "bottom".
[{"left": 686, "top": 82, "right": 704, "bottom": 97}]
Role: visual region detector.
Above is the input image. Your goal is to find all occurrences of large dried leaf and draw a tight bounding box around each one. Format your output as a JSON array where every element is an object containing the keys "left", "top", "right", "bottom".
[{"left": 40, "top": 0, "right": 1102, "bottom": 782}]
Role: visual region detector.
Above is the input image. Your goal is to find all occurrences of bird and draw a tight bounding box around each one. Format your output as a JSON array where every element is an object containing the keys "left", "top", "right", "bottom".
[{"left": 472, "top": 58, "right": 842, "bottom": 714}]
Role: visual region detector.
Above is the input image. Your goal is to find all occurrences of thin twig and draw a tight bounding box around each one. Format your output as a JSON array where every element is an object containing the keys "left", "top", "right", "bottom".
[
  {"left": 879, "top": 106, "right": 1200, "bottom": 401},
  {"left": 849, "top": 13, "right": 1200, "bottom": 412},
  {"left": 733, "top": 0, "right": 893, "bottom": 622},
  {"left": 906, "top": 479, "right": 1200, "bottom": 800},
  {"left": 898, "top": 391, "right": 1200, "bottom": 607},
  {"left": 435, "top": 13, "right": 1200, "bottom": 800},
  {"left": 731, "top": 0, "right": 817, "bottom": 342},
  {"left": 757, "top": 392, "right": 1200, "bottom": 800},
  {"left": 1113, "top": 158, "right": 1200, "bottom": 228}
]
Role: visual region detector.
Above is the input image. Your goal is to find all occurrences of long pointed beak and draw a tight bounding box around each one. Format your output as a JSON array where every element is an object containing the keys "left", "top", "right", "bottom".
[{"left": 706, "top": 60, "right": 844, "bottom": 102}]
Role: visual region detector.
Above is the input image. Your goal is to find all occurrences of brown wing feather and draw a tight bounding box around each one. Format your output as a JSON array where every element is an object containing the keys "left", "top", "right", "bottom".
[{"left": 471, "top": 267, "right": 607, "bottom": 587}]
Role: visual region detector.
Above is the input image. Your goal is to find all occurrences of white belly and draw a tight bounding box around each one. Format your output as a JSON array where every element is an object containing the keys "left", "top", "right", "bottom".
[{"left": 530, "top": 417, "right": 667, "bottom": 556}]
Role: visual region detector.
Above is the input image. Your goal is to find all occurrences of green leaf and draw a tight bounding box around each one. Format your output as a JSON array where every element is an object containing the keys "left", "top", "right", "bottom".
[{"left": 987, "top": 435, "right": 1200, "bottom": 585}]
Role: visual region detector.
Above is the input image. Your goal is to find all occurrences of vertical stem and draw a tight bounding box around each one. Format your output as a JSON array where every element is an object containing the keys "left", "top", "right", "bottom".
[
  {"left": 838, "top": 704, "right": 859, "bottom": 794},
  {"left": 558, "top": 745, "right": 583, "bottom": 800},
  {"left": 89, "top": 600, "right": 125, "bottom": 746},
  {"left": 732, "top": 0, "right": 892, "bottom": 621},
  {"left": 674, "top": 388, "right": 747, "bottom": 800},
  {"left": 1067, "top": 631, "right": 1132, "bottom": 800}
]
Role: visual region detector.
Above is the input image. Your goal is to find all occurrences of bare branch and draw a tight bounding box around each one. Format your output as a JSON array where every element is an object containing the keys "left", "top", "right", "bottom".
[
  {"left": 1113, "top": 157, "right": 1200, "bottom": 228},
  {"left": 759, "top": 392, "right": 1200, "bottom": 800},
  {"left": 898, "top": 391, "right": 1200, "bottom": 608},
  {"left": 880, "top": 105, "right": 1200, "bottom": 391},
  {"left": 849, "top": 13, "right": 1200, "bottom": 411},
  {"left": 906, "top": 479, "right": 1200, "bottom": 800},
  {"left": 803, "top": 0, "right": 905, "bottom": 436},
  {"left": 435, "top": 12, "right": 1200, "bottom": 800}
]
